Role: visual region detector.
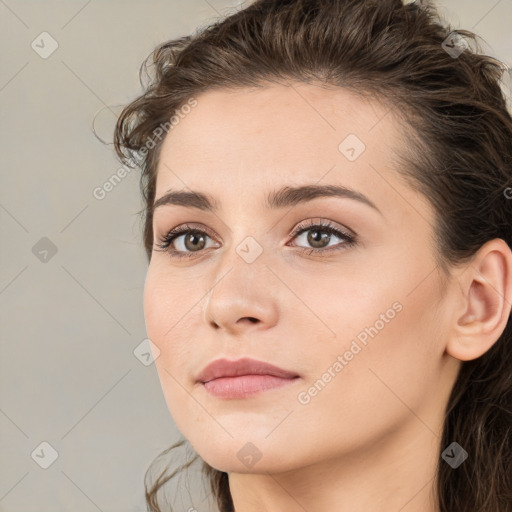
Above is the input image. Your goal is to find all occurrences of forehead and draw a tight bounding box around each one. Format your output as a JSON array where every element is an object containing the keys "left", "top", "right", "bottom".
[{"left": 155, "top": 82, "right": 406, "bottom": 201}]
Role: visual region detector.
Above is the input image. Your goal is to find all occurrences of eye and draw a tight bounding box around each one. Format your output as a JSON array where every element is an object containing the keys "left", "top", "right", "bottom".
[
  {"left": 287, "top": 219, "right": 357, "bottom": 255},
  {"left": 154, "top": 223, "right": 219, "bottom": 260},
  {"left": 154, "top": 219, "right": 357, "bottom": 260}
]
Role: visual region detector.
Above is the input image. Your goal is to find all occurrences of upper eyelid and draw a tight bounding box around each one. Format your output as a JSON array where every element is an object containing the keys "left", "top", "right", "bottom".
[
  {"left": 156, "top": 219, "right": 355, "bottom": 246},
  {"left": 291, "top": 218, "right": 355, "bottom": 236},
  {"left": 158, "top": 218, "right": 351, "bottom": 235}
]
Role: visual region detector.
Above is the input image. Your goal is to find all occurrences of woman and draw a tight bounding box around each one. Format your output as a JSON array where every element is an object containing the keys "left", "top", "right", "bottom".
[{"left": 113, "top": 0, "right": 512, "bottom": 510}]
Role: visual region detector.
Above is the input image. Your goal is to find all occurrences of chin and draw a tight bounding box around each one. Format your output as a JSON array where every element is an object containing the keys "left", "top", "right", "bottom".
[
  {"left": 198, "top": 449, "right": 295, "bottom": 474},
  {"left": 188, "top": 434, "right": 307, "bottom": 475}
]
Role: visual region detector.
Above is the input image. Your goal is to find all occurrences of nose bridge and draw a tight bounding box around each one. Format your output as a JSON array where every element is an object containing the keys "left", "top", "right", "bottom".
[
  {"left": 202, "top": 232, "right": 278, "bottom": 331},
  {"left": 207, "top": 234, "right": 268, "bottom": 302},
  {"left": 220, "top": 206, "right": 271, "bottom": 268}
]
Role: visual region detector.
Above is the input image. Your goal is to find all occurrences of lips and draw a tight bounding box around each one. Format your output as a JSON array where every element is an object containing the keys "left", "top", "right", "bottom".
[{"left": 196, "top": 357, "right": 299, "bottom": 383}]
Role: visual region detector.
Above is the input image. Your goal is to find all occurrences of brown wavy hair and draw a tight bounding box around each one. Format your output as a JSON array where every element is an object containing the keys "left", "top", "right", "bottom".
[{"left": 112, "top": 0, "right": 512, "bottom": 510}]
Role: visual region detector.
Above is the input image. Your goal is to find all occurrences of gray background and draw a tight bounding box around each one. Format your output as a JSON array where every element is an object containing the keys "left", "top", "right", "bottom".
[{"left": 0, "top": 1, "right": 510, "bottom": 511}]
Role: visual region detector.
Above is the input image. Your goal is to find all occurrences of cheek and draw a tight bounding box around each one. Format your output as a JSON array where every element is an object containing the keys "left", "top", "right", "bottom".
[
  {"left": 144, "top": 265, "right": 192, "bottom": 350},
  {"left": 143, "top": 267, "right": 197, "bottom": 389},
  {"left": 143, "top": 263, "right": 211, "bottom": 410},
  {"left": 143, "top": 271, "right": 169, "bottom": 352},
  {"left": 321, "top": 275, "right": 444, "bottom": 431},
  {"left": 289, "top": 255, "right": 446, "bottom": 439}
]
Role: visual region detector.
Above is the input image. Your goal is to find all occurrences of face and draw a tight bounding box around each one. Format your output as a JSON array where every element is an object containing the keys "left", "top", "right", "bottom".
[{"left": 144, "top": 82, "right": 458, "bottom": 474}]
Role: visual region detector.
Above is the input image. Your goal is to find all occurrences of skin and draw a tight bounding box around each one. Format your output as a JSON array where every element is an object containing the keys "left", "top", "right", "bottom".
[{"left": 143, "top": 82, "right": 512, "bottom": 512}]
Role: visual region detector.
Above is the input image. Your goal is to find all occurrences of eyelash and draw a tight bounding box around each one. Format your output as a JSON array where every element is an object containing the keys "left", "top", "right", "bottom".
[{"left": 154, "top": 219, "right": 357, "bottom": 260}]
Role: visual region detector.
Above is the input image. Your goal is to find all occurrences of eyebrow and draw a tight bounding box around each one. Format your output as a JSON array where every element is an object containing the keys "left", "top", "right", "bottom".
[{"left": 152, "top": 184, "right": 382, "bottom": 215}]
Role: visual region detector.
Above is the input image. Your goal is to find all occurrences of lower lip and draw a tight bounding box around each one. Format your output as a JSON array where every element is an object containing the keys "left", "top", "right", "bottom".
[{"left": 202, "top": 375, "right": 299, "bottom": 399}]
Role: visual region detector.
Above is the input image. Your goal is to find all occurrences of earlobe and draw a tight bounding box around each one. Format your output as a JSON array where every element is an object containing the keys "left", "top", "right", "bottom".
[{"left": 446, "top": 238, "right": 512, "bottom": 362}]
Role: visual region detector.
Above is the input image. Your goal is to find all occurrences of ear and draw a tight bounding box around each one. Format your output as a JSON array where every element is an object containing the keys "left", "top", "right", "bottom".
[{"left": 446, "top": 238, "right": 512, "bottom": 361}]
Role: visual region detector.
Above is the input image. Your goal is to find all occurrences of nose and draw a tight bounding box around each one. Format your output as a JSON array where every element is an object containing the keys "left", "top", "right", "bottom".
[{"left": 202, "top": 262, "right": 279, "bottom": 335}]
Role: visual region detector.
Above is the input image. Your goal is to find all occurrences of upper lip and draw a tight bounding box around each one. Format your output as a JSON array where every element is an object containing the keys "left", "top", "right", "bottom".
[{"left": 196, "top": 357, "right": 299, "bottom": 383}]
